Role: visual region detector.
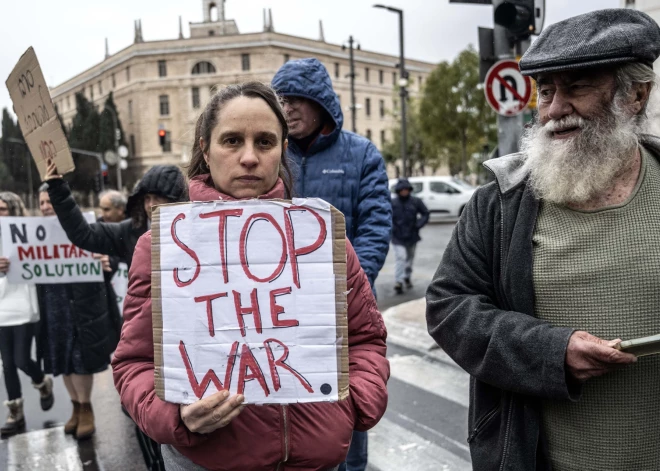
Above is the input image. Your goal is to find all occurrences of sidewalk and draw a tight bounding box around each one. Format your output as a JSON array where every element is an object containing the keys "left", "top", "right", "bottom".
[{"left": 381, "top": 297, "right": 459, "bottom": 368}]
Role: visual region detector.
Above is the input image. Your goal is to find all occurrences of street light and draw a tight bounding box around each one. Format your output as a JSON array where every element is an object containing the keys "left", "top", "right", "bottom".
[{"left": 374, "top": 4, "right": 408, "bottom": 177}]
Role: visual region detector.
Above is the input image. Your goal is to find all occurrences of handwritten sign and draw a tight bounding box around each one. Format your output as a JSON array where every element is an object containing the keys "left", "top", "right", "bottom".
[
  {"left": 5, "top": 47, "right": 75, "bottom": 179},
  {"left": 111, "top": 262, "right": 129, "bottom": 316},
  {"left": 153, "top": 199, "right": 349, "bottom": 405},
  {"left": 0, "top": 213, "right": 103, "bottom": 284}
]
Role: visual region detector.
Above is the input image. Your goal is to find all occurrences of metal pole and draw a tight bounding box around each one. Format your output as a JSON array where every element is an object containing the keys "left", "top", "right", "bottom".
[
  {"left": 397, "top": 9, "right": 408, "bottom": 178},
  {"left": 105, "top": 105, "right": 122, "bottom": 190},
  {"left": 348, "top": 36, "right": 357, "bottom": 133}
]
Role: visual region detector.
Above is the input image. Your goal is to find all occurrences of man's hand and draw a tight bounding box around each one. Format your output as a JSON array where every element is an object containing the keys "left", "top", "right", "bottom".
[
  {"left": 92, "top": 254, "right": 112, "bottom": 273},
  {"left": 0, "top": 257, "right": 10, "bottom": 274},
  {"left": 45, "top": 161, "right": 63, "bottom": 181},
  {"left": 566, "top": 331, "right": 637, "bottom": 382},
  {"left": 179, "top": 390, "right": 245, "bottom": 434}
]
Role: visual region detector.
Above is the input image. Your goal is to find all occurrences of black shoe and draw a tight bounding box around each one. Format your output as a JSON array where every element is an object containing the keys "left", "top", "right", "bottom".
[
  {"left": 34, "top": 377, "right": 54, "bottom": 411},
  {"left": 404, "top": 278, "right": 413, "bottom": 289},
  {"left": 394, "top": 283, "right": 404, "bottom": 295}
]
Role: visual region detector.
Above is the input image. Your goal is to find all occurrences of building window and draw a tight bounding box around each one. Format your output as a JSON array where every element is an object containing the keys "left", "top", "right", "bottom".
[
  {"left": 392, "top": 71, "right": 397, "bottom": 85},
  {"left": 241, "top": 54, "right": 250, "bottom": 71},
  {"left": 162, "top": 131, "right": 172, "bottom": 153},
  {"left": 209, "top": 30, "right": 215, "bottom": 36},
  {"left": 159, "top": 95, "right": 170, "bottom": 116},
  {"left": 98, "top": 81, "right": 102, "bottom": 95},
  {"left": 334, "top": 63, "right": 340, "bottom": 79},
  {"left": 379, "top": 99, "right": 385, "bottom": 118},
  {"left": 625, "top": 0, "right": 635, "bottom": 6},
  {"left": 111, "top": 73, "right": 116, "bottom": 88},
  {"left": 380, "top": 130, "right": 386, "bottom": 147},
  {"left": 126, "top": 66, "right": 130, "bottom": 82},
  {"left": 379, "top": 70, "right": 384, "bottom": 84},
  {"left": 365, "top": 68, "right": 370, "bottom": 83},
  {"left": 66, "top": 95, "right": 70, "bottom": 109},
  {"left": 90, "top": 85, "right": 94, "bottom": 101},
  {"left": 192, "top": 61, "right": 216, "bottom": 75},
  {"left": 128, "top": 100, "right": 133, "bottom": 123},
  {"left": 283, "top": 54, "right": 290, "bottom": 63},
  {"left": 158, "top": 60, "right": 167, "bottom": 77},
  {"left": 418, "top": 76, "right": 423, "bottom": 89},
  {"left": 130, "top": 134, "right": 136, "bottom": 158},
  {"left": 366, "top": 129, "right": 372, "bottom": 141},
  {"left": 365, "top": 98, "right": 371, "bottom": 117},
  {"left": 192, "top": 87, "right": 200, "bottom": 109}
]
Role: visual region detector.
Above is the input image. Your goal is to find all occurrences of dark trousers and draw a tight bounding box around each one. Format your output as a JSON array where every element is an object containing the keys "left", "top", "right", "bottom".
[
  {"left": 339, "top": 430, "right": 369, "bottom": 471},
  {"left": 0, "top": 323, "right": 44, "bottom": 400}
]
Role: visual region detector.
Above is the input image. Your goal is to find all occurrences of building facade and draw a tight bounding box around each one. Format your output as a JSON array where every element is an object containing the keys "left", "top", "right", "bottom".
[{"left": 50, "top": 1, "right": 436, "bottom": 187}]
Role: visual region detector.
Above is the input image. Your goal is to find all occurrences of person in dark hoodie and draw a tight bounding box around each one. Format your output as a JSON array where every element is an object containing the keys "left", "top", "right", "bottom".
[
  {"left": 272, "top": 58, "right": 392, "bottom": 471},
  {"left": 391, "top": 179, "right": 429, "bottom": 295},
  {"left": 45, "top": 164, "right": 188, "bottom": 270}
]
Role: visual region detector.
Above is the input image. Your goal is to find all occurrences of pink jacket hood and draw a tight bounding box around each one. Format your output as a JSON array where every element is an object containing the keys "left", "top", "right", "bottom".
[{"left": 188, "top": 174, "right": 286, "bottom": 201}]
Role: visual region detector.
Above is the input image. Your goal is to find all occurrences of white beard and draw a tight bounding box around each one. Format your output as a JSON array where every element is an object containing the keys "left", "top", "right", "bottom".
[{"left": 520, "top": 100, "right": 641, "bottom": 205}]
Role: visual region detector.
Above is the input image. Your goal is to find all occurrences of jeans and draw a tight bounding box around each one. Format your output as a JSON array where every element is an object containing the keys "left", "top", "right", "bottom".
[
  {"left": 0, "top": 323, "right": 44, "bottom": 400},
  {"left": 338, "top": 430, "right": 368, "bottom": 471},
  {"left": 393, "top": 243, "right": 416, "bottom": 285}
]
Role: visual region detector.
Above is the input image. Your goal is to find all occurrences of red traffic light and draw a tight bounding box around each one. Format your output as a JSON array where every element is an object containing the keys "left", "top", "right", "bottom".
[{"left": 158, "top": 129, "right": 166, "bottom": 137}]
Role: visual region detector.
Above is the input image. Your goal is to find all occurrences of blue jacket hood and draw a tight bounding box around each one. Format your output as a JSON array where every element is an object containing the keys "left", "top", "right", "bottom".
[{"left": 272, "top": 58, "right": 344, "bottom": 153}]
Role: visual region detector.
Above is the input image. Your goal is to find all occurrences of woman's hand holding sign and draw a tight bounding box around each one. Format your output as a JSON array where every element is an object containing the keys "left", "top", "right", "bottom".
[
  {"left": 179, "top": 390, "right": 245, "bottom": 434},
  {"left": 0, "top": 257, "right": 10, "bottom": 274},
  {"left": 45, "top": 161, "right": 62, "bottom": 181}
]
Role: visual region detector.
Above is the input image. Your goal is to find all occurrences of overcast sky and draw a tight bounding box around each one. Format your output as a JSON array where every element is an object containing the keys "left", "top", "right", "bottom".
[{"left": 1, "top": 0, "right": 618, "bottom": 125}]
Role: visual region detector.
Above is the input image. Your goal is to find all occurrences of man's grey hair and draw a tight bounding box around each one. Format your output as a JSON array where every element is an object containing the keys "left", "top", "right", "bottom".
[
  {"left": 99, "top": 190, "right": 127, "bottom": 209},
  {"left": 38, "top": 182, "right": 49, "bottom": 193},
  {"left": 615, "top": 62, "right": 657, "bottom": 123}
]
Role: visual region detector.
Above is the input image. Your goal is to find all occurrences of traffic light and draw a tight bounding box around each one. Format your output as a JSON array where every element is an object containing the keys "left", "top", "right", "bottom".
[
  {"left": 158, "top": 129, "right": 167, "bottom": 149},
  {"left": 494, "top": 0, "right": 535, "bottom": 41},
  {"left": 93, "top": 172, "right": 102, "bottom": 193}
]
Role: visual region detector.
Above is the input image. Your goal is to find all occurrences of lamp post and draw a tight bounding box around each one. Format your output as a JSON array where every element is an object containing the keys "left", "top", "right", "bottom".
[
  {"left": 103, "top": 105, "right": 122, "bottom": 190},
  {"left": 342, "top": 36, "right": 358, "bottom": 133},
  {"left": 374, "top": 4, "right": 408, "bottom": 177}
]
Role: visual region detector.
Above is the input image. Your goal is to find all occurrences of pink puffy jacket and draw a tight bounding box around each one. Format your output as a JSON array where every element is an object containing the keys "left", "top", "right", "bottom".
[{"left": 112, "top": 175, "right": 389, "bottom": 471}]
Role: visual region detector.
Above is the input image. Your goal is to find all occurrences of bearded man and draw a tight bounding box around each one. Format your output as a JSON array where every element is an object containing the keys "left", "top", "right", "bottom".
[{"left": 426, "top": 9, "right": 660, "bottom": 471}]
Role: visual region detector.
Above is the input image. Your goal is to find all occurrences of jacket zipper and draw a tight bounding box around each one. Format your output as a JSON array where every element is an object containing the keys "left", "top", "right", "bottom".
[
  {"left": 498, "top": 397, "right": 514, "bottom": 471},
  {"left": 467, "top": 405, "right": 500, "bottom": 443},
  {"left": 276, "top": 405, "right": 289, "bottom": 470},
  {"left": 301, "top": 156, "right": 307, "bottom": 196}
]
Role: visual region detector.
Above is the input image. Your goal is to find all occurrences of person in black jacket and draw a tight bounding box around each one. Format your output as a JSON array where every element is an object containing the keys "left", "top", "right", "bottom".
[
  {"left": 46, "top": 165, "right": 188, "bottom": 269},
  {"left": 391, "top": 179, "right": 429, "bottom": 295}
]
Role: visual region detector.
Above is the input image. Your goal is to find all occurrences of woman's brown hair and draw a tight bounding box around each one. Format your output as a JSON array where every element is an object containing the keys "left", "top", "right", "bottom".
[
  {"left": 0, "top": 192, "right": 27, "bottom": 217},
  {"left": 187, "top": 82, "right": 294, "bottom": 198}
]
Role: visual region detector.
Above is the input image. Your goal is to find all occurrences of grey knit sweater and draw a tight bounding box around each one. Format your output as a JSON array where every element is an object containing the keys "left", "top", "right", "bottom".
[{"left": 532, "top": 148, "right": 660, "bottom": 471}]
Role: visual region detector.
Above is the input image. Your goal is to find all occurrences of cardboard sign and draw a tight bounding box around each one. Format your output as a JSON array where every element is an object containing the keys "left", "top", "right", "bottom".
[
  {"left": 0, "top": 213, "right": 103, "bottom": 284},
  {"left": 5, "top": 47, "right": 75, "bottom": 179},
  {"left": 111, "top": 262, "right": 129, "bottom": 316},
  {"left": 152, "top": 199, "right": 349, "bottom": 405}
]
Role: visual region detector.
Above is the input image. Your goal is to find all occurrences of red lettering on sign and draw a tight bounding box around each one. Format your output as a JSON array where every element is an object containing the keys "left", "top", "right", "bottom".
[
  {"left": 237, "top": 343, "right": 270, "bottom": 396},
  {"left": 17, "top": 246, "right": 34, "bottom": 261},
  {"left": 232, "top": 289, "right": 263, "bottom": 337},
  {"left": 269, "top": 287, "right": 298, "bottom": 328},
  {"left": 194, "top": 292, "right": 228, "bottom": 337},
  {"left": 171, "top": 213, "right": 201, "bottom": 287},
  {"left": 238, "top": 213, "right": 287, "bottom": 283},
  {"left": 179, "top": 340, "right": 239, "bottom": 399},
  {"left": 200, "top": 209, "right": 243, "bottom": 284},
  {"left": 283, "top": 207, "right": 327, "bottom": 288},
  {"left": 264, "top": 338, "right": 314, "bottom": 393}
]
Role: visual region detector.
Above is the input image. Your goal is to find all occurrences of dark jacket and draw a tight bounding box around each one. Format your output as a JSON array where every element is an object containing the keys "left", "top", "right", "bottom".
[
  {"left": 37, "top": 282, "right": 111, "bottom": 373},
  {"left": 426, "top": 134, "right": 660, "bottom": 470},
  {"left": 47, "top": 165, "right": 188, "bottom": 269},
  {"left": 272, "top": 58, "right": 392, "bottom": 286},
  {"left": 392, "top": 179, "right": 429, "bottom": 246}
]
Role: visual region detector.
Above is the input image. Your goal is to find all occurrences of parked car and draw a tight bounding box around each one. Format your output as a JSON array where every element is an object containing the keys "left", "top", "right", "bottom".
[{"left": 388, "top": 176, "right": 476, "bottom": 218}]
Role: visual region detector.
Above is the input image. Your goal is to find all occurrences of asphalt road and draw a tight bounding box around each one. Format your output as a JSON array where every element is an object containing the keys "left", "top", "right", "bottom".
[{"left": 0, "top": 221, "right": 466, "bottom": 471}]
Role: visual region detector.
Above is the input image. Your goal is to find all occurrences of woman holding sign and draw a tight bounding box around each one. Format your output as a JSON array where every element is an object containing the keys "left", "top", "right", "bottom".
[
  {"left": 112, "top": 82, "right": 389, "bottom": 471},
  {"left": 0, "top": 192, "right": 54, "bottom": 438}
]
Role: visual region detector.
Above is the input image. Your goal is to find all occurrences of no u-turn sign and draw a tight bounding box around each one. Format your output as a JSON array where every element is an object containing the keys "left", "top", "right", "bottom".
[{"left": 484, "top": 60, "right": 532, "bottom": 116}]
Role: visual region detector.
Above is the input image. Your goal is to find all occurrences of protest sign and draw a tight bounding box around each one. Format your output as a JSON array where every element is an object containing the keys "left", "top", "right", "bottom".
[
  {"left": 111, "top": 262, "right": 129, "bottom": 316},
  {"left": 0, "top": 213, "right": 103, "bottom": 284},
  {"left": 5, "top": 47, "right": 75, "bottom": 179},
  {"left": 152, "top": 199, "right": 349, "bottom": 405}
]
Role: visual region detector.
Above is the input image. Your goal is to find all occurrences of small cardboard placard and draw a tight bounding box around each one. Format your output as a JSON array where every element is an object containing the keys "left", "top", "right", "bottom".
[
  {"left": 152, "top": 199, "right": 349, "bottom": 405},
  {"left": 5, "top": 47, "right": 75, "bottom": 179},
  {"left": 0, "top": 213, "right": 103, "bottom": 284}
]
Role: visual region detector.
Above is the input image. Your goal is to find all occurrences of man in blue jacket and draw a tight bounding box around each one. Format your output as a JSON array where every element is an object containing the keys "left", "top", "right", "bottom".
[
  {"left": 392, "top": 179, "right": 429, "bottom": 295},
  {"left": 273, "top": 58, "right": 391, "bottom": 471}
]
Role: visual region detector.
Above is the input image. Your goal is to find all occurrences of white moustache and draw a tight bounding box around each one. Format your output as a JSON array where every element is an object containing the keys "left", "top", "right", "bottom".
[{"left": 543, "top": 116, "right": 586, "bottom": 132}]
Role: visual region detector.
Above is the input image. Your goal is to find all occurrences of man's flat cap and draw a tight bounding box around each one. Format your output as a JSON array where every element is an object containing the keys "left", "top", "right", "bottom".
[{"left": 519, "top": 9, "right": 660, "bottom": 77}]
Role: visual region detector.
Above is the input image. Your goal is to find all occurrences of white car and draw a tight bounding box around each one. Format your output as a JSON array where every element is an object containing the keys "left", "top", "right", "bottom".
[{"left": 388, "top": 176, "right": 477, "bottom": 218}]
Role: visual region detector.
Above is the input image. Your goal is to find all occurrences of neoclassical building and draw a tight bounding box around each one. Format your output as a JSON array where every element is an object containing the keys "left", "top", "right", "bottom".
[{"left": 49, "top": 1, "right": 436, "bottom": 186}]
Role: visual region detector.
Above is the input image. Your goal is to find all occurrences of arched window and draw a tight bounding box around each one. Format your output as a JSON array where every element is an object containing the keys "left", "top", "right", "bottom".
[{"left": 191, "top": 61, "right": 217, "bottom": 75}]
